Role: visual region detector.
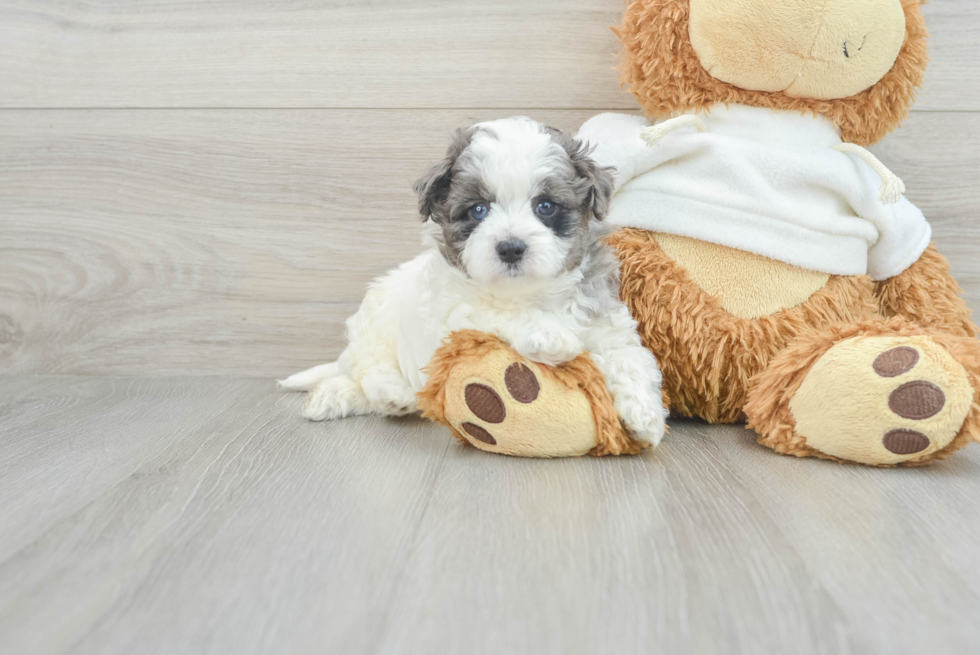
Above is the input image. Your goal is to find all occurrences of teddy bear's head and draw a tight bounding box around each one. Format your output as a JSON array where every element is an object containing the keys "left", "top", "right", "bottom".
[{"left": 617, "top": 0, "right": 928, "bottom": 146}]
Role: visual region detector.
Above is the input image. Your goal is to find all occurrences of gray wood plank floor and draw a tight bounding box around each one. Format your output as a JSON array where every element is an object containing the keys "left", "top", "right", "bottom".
[{"left": 2, "top": 376, "right": 979, "bottom": 655}]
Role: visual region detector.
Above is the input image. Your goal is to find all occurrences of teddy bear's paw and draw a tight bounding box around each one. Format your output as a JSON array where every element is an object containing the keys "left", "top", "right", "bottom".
[
  {"left": 441, "top": 350, "right": 599, "bottom": 458},
  {"left": 788, "top": 335, "right": 975, "bottom": 466}
]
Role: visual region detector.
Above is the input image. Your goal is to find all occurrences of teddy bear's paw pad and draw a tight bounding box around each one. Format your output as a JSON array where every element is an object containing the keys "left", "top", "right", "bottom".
[
  {"left": 463, "top": 384, "right": 506, "bottom": 424},
  {"left": 504, "top": 363, "right": 540, "bottom": 403},
  {"left": 461, "top": 422, "right": 497, "bottom": 445},
  {"left": 882, "top": 429, "right": 931, "bottom": 456},
  {"left": 789, "top": 336, "right": 974, "bottom": 465},
  {"left": 888, "top": 381, "right": 946, "bottom": 422},
  {"left": 873, "top": 347, "right": 920, "bottom": 377},
  {"left": 445, "top": 351, "right": 597, "bottom": 458}
]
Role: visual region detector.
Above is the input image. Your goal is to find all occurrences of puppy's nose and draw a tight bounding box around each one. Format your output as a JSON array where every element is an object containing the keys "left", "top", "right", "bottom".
[{"left": 496, "top": 239, "right": 527, "bottom": 264}]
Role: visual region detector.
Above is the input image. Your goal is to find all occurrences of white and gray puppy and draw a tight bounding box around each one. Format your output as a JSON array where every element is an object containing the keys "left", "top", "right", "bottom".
[{"left": 281, "top": 117, "right": 667, "bottom": 444}]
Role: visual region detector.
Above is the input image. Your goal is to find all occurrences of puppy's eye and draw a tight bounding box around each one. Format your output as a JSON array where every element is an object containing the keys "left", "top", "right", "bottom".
[
  {"left": 469, "top": 203, "right": 489, "bottom": 220},
  {"left": 535, "top": 200, "right": 559, "bottom": 219}
]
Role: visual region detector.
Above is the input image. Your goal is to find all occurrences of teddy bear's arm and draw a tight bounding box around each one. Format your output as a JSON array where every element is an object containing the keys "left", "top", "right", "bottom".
[{"left": 874, "top": 244, "right": 979, "bottom": 339}]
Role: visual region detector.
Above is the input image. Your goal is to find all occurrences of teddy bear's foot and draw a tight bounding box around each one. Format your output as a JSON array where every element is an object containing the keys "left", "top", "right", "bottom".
[
  {"left": 418, "top": 331, "right": 647, "bottom": 458},
  {"left": 746, "top": 320, "right": 980, "bottom": 466}
]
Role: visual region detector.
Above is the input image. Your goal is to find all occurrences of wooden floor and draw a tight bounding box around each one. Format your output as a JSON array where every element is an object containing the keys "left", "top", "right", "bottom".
[{"left": 1, "top": 376, "right": 978, "bottom": 654}]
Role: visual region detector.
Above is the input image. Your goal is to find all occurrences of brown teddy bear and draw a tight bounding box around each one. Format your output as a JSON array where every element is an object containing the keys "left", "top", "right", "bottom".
[{"left": 422, "top": 0, "right": 980, "bottom": 466}]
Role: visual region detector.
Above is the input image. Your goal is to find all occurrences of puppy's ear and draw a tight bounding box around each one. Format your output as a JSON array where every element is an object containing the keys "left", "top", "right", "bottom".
[
  {"left": 556, "top": 133, "right": 615, "bottom": 221},
  {"left": 576, "top": 152, "right": 615, "bottom": 221},
  {"left": 414, "top": 127, "right": 474, "bottom": 222}
]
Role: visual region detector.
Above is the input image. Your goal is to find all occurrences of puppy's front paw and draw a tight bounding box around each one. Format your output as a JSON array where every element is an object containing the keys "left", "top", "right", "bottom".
[
  {"left": 516, "top": 328, "right": 583, "bottom": 367},
  {"left": 619, "top": 395, "right": 667, "bottom": 446}
]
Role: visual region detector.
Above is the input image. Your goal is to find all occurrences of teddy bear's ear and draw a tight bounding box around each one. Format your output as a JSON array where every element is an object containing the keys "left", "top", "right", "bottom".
[{"left": 414, "top": 127, "right": 475, "bottom": 222}]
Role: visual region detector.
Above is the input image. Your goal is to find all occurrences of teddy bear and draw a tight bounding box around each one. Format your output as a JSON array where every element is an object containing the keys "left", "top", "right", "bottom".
[
  {"left": 422, "top": 0, "right": 980, "bottom": 466},
  {"left": 580, "top": 0, "right": 980, "bottom": 466}
]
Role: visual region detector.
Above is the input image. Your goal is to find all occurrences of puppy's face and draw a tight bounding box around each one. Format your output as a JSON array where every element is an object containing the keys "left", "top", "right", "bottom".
[{"left": 415, "top": 117, "right": 614, "bottom": 286}]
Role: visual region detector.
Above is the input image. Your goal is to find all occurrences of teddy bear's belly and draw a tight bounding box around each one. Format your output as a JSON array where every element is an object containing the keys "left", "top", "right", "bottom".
[{"left": 653, "top": 233, "right": 831, "bottom": 319}]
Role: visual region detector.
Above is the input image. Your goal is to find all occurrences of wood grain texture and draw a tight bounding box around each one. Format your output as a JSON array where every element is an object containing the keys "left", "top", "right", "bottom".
[
  {"left": 0, "top": 377, "right": 452, "bottom": 655},
  {"left": 2, "top": 109, "right": 978, "bottom": 377},
  {"left": 0, "top": 0, "right": 976, "bottom": 110},
  {"left": 374, "top": 427, "right": 847, "bottom": 655},
  {"left": 1, "top": 377, "right": 979, "bottom": 654},
  {"left": 704, "top": 424, "right": 980, "bottom": 655},
  {"left": 0, "top": 0, "right": 628, "bottom": 110}
]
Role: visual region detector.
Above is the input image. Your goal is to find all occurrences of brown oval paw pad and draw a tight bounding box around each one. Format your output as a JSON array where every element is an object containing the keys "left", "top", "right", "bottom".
[
  {"left": 882, "top": 429, "right": 930, "bottom": 455},
  {"left": 889, "top": 381, "right": 946, "bottom": 420},
  {"left": 464, "top": 384, "right": 506, "bottom": 423},
  {"left": 505, "top": 363, "right": 540, "bottom": 403},
  {"left": 462, "top": 422, "right": 497, "bottom": 445},
  {"left": 873, "top": 347, "right": 920, "bottom": 378}
]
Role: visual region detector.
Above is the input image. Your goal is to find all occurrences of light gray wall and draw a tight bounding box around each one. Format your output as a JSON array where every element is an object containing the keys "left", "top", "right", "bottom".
[{"left": 1, "top": 0, "right": 977, "bottom": 377}]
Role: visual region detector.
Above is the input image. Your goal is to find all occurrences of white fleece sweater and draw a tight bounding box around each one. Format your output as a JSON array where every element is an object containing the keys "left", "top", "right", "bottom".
[{"left": 577, "top": 104, "right": 931, "bottom": 280}]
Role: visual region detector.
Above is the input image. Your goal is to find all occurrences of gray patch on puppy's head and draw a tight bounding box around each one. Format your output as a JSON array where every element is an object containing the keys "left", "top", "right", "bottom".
[
  {"left": 415, "top": 125, "right": 511, "bottom": 272},
  {"left": 414, "top": 126, "right": 477, "bottom": 222},
  {"left": 534, "top": 126, "right": 616, "bottom": 273},
  {"left": 436, "top": 163, "right": 497, "bottom": 271},
  {"left": 413, "top": 127, "right": 488, "bottom": 271},
  {"left": 548, "top": 128, "right": 615, "bottom": 222}
]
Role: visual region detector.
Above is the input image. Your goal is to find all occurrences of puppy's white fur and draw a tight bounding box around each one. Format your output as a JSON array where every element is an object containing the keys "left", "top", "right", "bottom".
[{"left": 281, "top": 118, "right": 667, "bottom": 445}]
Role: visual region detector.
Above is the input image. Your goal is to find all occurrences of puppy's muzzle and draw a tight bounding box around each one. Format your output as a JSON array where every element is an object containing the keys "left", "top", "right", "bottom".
[{"left": 496, "top": 239, "right": 527, "bottom": 265}]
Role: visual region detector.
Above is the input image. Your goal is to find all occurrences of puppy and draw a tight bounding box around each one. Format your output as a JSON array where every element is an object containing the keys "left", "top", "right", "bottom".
[{"left": 281, "top": 117, "right": 667, "bottom": 444}]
